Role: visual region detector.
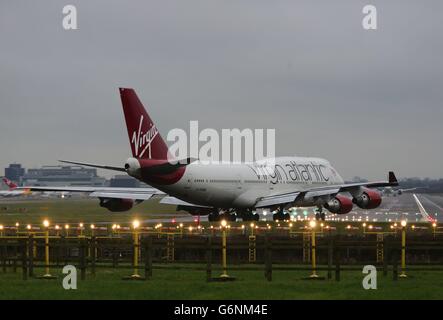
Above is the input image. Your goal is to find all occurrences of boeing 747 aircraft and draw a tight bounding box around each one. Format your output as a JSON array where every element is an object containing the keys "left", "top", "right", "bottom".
[{"left": 20, "top": 88, "right": 398, "bottom": 221}]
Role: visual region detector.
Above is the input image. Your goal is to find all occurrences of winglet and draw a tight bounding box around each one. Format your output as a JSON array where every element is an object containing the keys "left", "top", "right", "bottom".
[{"left": 388, "top": 171, "right": 398, "bottom": 186}]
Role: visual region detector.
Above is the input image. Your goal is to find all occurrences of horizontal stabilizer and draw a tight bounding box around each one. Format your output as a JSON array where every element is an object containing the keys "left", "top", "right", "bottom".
[{"left": 59, "top": 160, "right": 126, "bottom": 172}]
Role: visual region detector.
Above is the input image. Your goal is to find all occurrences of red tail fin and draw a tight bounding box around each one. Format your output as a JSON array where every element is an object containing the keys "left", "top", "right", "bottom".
[
  {"left": 2, "top": 178, "right": 17, "bottom": 190},
  {"left": 119, "top": 88, "right": 170, "bottom": 160}
]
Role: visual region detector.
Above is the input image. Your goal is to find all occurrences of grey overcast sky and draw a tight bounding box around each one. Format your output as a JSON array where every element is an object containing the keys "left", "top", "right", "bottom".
[{"left": 0, "top": 0, "right": 442, "bottom": 180}]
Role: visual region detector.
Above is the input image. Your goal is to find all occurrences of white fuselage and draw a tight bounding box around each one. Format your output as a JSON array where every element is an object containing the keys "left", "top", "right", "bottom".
[{"left": 154, "top": 156, "right": 344, "bottom": 209}]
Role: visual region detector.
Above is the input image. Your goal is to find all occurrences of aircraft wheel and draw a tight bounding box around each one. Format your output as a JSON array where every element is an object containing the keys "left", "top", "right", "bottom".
[
  {"left": 315, "top": 213, "right": 321, "bottom": 221},
  {"left": 253, "top": 214, "right": 260, "bottom": 221},
  {"left": 320, "top": 212, "right": 326, "bottom": 221},
  {"left": 284, "top": 213, "right": 290, "bottom": 221}
]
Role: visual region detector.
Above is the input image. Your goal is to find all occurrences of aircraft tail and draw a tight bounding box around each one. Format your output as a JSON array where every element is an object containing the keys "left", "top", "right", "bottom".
[
  {"left": 2, "top": 177, "right": 17, "bottom": 190},
  {"left": 119, "top": 88, "right": 170, "bottom": 160}
]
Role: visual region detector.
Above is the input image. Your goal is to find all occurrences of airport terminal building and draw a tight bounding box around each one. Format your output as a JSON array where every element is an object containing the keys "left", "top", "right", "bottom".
[{"left": 21, "top": 165, "right": 106, "bottom": 187}]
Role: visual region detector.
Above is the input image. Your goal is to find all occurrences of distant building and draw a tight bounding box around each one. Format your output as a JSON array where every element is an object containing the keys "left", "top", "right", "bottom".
[
  {"left": 4, "top": 164, "right": 25, "bottom": 183},
  {"left": 110, "top": 175, "right": 141, "bottom": 188},
  {"left": 22, "top": 165, "right": 106, "bottom": 187}
]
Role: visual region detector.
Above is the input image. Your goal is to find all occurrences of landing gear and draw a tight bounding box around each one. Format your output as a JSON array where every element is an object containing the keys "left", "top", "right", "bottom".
[
  {"left": 243, "top": 213, "right": 259, "bottom": 221},
  {"left": 315, "top": 207, "right": 326, "bottom": 221},
  {"left": 237, "top": 209, "right": 260, "bottom": 222},
  {"left": 273, "top": 207, "right": 290, "bottom": 221}
]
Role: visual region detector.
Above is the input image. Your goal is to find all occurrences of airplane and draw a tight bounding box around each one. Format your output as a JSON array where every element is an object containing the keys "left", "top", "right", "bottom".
[
  {"left": 19, "top": 88, "right": 399, "bottom": 221},
  {"left": 380, "top": 186, "right": 426, "bottom": 197},
  {"left": 0, "top": 177, "right": 28, "bottom": 197}
]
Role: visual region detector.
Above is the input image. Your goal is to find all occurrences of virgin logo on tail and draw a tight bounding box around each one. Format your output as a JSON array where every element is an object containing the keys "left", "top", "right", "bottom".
[{"left": 131, "top": 115, "right": 159, "bottom": 158}]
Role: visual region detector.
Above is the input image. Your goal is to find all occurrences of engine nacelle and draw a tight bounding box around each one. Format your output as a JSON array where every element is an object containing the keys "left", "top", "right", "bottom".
[
  {"left": 99, "top": 198, "right": 134, "bottom": 212},
  {"left": 353, "top": 188, "right": 382, "bottom": 209},
  {"left": 325, "top": 195, "right": 353, "bottom": 214}
]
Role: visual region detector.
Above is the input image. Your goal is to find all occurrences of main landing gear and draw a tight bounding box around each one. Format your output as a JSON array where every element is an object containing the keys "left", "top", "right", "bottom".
[
  {"left": 208, "top": 210, "right": 237, "bottom": 222},
  {"left": 207, "top": 209, "right": 259, "bottom": 222},
  {"left": 273, "top": 208, "right": 290, "bottom": 221},
  {"left": 315, "top": 206, "right": 326, "bottom": 221}
]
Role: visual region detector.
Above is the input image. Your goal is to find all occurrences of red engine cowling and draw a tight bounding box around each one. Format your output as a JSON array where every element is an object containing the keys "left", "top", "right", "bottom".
[
  {"left": 325, "top": 195, "right": 353, "bottom": 214},
  {"left": 353, "top": 188, "right": 382, "bottom": 209},
  {"left": 99, "top": 198, "right": 134, "bottom": 212}
]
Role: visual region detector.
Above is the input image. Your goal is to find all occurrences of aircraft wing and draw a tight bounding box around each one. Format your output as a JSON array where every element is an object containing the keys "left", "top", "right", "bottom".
[
  {"left": 160, "top": 196, "right": 211, "bottom": 208},
  {"left": 255, "top": 192, "right": 301, "bottom": 208},
  {"left": 15, "top": 186, "right": 164, "bottom": 201},
  {"left": 254, "top": 171, "right": 398, "bottom": 208}
]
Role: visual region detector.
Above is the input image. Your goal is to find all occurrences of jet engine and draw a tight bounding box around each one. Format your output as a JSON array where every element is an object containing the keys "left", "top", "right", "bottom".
[
  {"left": 99, "top": 198, "right": 134, "bottom": 212},
  {"left": 353, "top": 188, "right": 382, "bottom": 209},
  {"left": 325, "top": 195, "right": 353, "bottom": 214}
]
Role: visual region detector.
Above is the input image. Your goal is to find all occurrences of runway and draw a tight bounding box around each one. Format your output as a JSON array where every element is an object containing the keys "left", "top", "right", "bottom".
[
  {"left": 140, "top": 193, "right": 443, "bottom": 224},
  {"left": 326, "top": 193, "right": 443, "bottom": 223}
]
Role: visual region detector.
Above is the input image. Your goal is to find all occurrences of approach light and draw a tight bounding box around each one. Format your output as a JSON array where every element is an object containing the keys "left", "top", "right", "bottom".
[
  {"left": 27, "top": 224, "right": 31, "bottom": 230},
  {"left": 368, "top": 225, "right": 373, "bottom": 230},
  {"left": 55, "top": 225, "right": 60, "bottom": 230},
  {"left": 15, "top": 222, "right": 19, "bottom": 227},
  {"left": 432, "top": 222, "right": 437, "bottom": 228},
  {"left": 309, "top": 220, "right": 316, "bottom": 229},
  {"left": 250, "top": 223, "right": 255, "bottom": 228},
  {"left": 79, "top": 223, "right": 84, "bottom": 228},
  {"left": 179, "top": 223, "right": 184, "bottom": 228},
  {"left": 112, "top": 224, "right": 117, "bottom": 230},
  {"left": 0, "top": 225, "right": 3, "bottom": 230},
  {"left": 132, "top": 220, "right": 140, "bottom": 229},
  {"left": 346, "top": 225, "right": 351, "bottom": 230},
  {"left": 241, "top": 225, "right": 245, "bottom": 229},
  {"left": 43, "top": 220, "right": 50, "bottom": 228},
  {"left": 65, "top": 224, "right": 70, "bottom": 230},
  {"left": 289, "top": 223, "right": 293, "bottom": 227},
  {"left": 220, "top": 220, "right": 227, "bottom": 228},
  {"left": 90, "top": 224, "right": 95, "bottom": 229},
  {"left": 401, "top": 220, "right": 407, "bottom": 227},
  {"left": 362, "top": 223, "right": 367, "bottom": 227}
]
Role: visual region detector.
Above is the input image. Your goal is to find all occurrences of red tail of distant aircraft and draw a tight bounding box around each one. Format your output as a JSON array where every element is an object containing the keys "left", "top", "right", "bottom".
[{"left": 2, "top": 178, "right": 18, "bottom": 190}]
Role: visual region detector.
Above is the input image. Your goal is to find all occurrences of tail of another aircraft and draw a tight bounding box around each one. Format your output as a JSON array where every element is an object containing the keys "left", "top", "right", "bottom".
[
  {"left": 2, "top": 177, "right": 17, "bottom": 190},
  {"left": 119, "top": 88, "right": 170, "bottom": 160}
]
